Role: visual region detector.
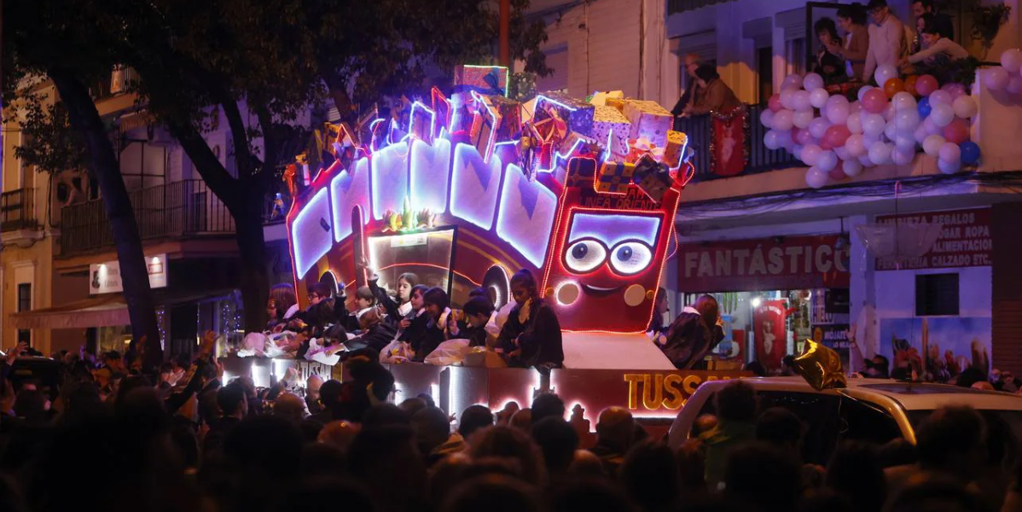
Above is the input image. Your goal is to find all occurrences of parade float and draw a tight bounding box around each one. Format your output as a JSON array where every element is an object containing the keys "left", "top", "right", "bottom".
[{"left": 232, "top": 66, "right": 745, "bottom": 432}]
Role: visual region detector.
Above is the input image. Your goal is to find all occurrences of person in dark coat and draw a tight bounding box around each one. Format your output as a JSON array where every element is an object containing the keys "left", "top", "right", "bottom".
[
  {"left": 398, "top": 285, "right": 430, "bottom": 350},
  {"left": 496, "top": 269, "right": 563, "bottom": 369},
  {"left": 659, "top": 294, "right": 724, "bottom": 370},
  {"left": 647, "top": 287, "right": 670, "bottom": 336},
  {"left": 345, "top": 308, "right": 398, "bottom": 354},
  {"left": 455, "top": 296, "right": 496, "bottom": 348}
]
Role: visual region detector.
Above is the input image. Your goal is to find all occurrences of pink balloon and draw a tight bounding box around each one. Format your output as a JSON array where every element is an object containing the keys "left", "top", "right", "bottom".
[
  {"left": 796, "top": 128, "right": 812, "bottom": 146},
  {"left": 941, "top": 82, "right": 967, "bottom": 100},
  {"left": 823, "top": 125, "right": 852, "bottom": 148},
  {"left": 828, "top": 167, "right": 849, "bottom": 182},
  {"left": 862, "top": 88, "right": 888, "bottom": 114},
  {"left": 768, "top": 94, "right": 783, "bottom": 112},
  {"left": 916, "top": 75, "right": 939, "bottom": 97},
  {"left": 943, "top": 119, "right": 970, "bottom": 144},
  {"left": 819, "top": 138, "right": 832, "bottom": 151}
]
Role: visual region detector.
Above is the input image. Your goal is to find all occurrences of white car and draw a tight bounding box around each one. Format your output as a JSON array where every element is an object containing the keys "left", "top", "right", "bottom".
[{"left": 667, "top": 377, "right": 1022, "bottom": 464}]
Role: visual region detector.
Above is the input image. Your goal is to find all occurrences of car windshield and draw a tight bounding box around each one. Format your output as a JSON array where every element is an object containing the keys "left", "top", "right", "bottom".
[{"left": 907, "top": 409, "right": 1022, "bottom": 445}]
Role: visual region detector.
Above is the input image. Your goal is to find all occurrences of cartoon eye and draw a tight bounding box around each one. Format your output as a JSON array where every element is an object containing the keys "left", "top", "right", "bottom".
[
  {"left": 564, "top": 239, "right": 607, "bottom": 273},
  {"left": 609, "top": 242, "right": 653, "bottom": 275}
]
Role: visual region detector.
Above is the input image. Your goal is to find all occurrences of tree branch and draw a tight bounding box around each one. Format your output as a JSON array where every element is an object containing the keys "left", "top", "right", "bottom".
[{"left": 167, "top": 120, "right": 240, "bottom": 205}]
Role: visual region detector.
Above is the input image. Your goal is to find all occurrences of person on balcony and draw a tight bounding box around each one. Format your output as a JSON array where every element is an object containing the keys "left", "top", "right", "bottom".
[
  {"left": 863, "top": 0, "right": 907, "bottom": 83},
  {"left": 902, "top": 14, "right": 969, "bottom": 69},
  {"left": 813, "top": 18, "right": 848, "bottom": 85},
  {"left": 671, "top": 53, "right": 704, "bottom": 120},
  {"left": 835, "top": 3, "right": 870, "bottom": 80},
  {"left": 683, "top": 65, "right": 741, "bottom": 116}
]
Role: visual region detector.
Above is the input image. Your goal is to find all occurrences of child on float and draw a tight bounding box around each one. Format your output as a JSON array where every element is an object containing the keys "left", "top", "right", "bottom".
[
  {"left": 398, "top": 284, "right": 431, "bottom": 348},
  {"left": 459, "top": 295, "right": 497, "bottom": 348},
  {"left": 345, "top": 308, "right": 398, "bottom": 354},
  {"left": 368, "top": 272, "right": 420, "bottom": 320},
  {"left": 495, "top": 269, "right": 564, "bottom": 369},
  {"left": 353, "top": 286, "right": 378, "bottom": 321},
  {"left": 414, "top": 287, "right": 459, "bottom": 361}
]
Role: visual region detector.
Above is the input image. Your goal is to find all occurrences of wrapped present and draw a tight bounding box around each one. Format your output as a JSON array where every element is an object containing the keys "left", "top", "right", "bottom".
[
  {"left": 590, "top": 90, "right": 624, "bottom": 107},
  {"left": 632, "top": 154, "right": 672, "bottom": 202},
  {"left": 592, "top": 106, "right": 631, "bottom": 157},
  {"left": 449, "top": 92, "right": 476, "bottom": 134},
  {"left": 596, "top": 161, "right": 635, "bottom": 194},
  {"left": 488, "top": 95, "right": 522, "bottom": 141},
  {"left": 535, "top": 92, "right": 595, "bottom": 137},
  {"left": 410, "top": 103, "right": 435, "bottom": 142},
  {"left": 469, "top": 96, "right": 499, "bottom": 159},
  {"left": 565, "top": 156, "right": 598, "bottom": 188},
  {"left": 606, "top": 97, "right": 626, "bottom": 112},
  {"left": 454, "top": 65, "right": 509, "bottom": 96},
  {"left": 622, "top": 99, "right": 673, "bottom": 148},
  {"left": 625, "top": 137, "right": 665, "bottom": 164},
  {"left": 558, "top": 131, "right": 599, "bottom": 159},
  {"left": 662, "top": 130, "right": 688, "bottom": 168}
]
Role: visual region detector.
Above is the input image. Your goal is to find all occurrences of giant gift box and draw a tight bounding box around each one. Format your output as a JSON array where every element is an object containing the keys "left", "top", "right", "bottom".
[
  {"left": 537, "top": 92, "right": 595, "bottom": 137},
  {"left": 591, "top": 106, "right": 632, "bottom": 157},
  {"left": 622, "top": 100, "right": 673, "bottom": 149}
]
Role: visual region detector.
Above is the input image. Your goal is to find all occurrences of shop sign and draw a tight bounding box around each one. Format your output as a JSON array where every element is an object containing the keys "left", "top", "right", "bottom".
[
  {"left": 679, "top": 235, "right": 850, "bottom": 292},
  {"left": 875, "top": 208, "right": 992, "bottom": 270},
  {"left": 90, "top": 254, "right": 168, "bottom": 295}
]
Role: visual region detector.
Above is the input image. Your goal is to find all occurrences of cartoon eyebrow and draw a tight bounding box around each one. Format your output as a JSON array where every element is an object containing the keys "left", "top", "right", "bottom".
[{"left": 567, "top": 213, "right": 661, "bottom": 248}]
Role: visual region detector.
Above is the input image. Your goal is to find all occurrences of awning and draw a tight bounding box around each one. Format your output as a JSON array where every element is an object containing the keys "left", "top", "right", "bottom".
[{"left": 9, "top": 295, "right": 129, "bottom": 330}]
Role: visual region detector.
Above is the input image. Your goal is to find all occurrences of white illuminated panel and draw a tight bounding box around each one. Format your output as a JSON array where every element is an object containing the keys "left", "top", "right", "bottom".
[
  {"left": 330, "top": 157, "right": 370, "bottom": 242},
  {"left": 292, "top": 188, "right": 332, "bottom": 279},
  {"left": 450, "top": 143, "right": 500, "bottom": 230},
  {"left": 410, "top": 138, "right": 452, "bottom": 214},
  {"left": 370, "top": 143, "right": 411, "bottom": 220},
  {"left": 495, "top": 164, "right": 557, "bottom": 266}
]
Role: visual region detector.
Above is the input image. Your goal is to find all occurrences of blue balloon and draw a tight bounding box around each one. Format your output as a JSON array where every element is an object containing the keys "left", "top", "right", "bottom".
[
  {"left": 960, "top": 141, "right": 981, "bottom": 165},
  {"left": 918, "top": 97, "right": 932, "bottom": 118}
]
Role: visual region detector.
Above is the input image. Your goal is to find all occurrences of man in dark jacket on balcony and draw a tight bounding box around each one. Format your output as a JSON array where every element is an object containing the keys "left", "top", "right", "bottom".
[{"left": 672, "top": 54, "right": 704, "bottom": 123}]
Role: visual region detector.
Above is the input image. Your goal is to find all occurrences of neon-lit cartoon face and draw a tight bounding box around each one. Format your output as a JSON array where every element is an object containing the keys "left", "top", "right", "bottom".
[{"left": 547, "top": 210, "right": 666, "bottom": 331}]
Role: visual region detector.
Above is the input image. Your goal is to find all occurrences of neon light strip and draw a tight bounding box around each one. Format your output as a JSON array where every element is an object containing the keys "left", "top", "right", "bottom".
[
  {"left": 568, "top": 213, "right": 661, "bottom": 246},
  {"left": 291, "top": 188, "right": 332, "bottom": 279},
  {"left": 470, "top": 90, "right": 499, "bottom": 163},
  {"left": 535, "top": 94, "right": 578, "bottom": 112},
  {"left": 409, "top": 101, "right": 437, "bottom": 143},
  {"left": 537, "top": 139, "right": 585, "bottom": 174}
]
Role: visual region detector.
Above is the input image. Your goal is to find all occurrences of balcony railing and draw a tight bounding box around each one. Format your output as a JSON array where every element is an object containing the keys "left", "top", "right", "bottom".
[
  {"left": 1, "top": 188, "right": 38, "bottom": 231},
  {"left": 676, "top": 104, "right": 802, "bottom": 183},
  {"left": 60, "top": 180, "right": 234, "bottom": 256}
]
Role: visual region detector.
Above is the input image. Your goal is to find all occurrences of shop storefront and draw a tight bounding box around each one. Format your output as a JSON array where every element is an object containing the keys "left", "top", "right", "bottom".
[{"left": 677, "top": 235, "right": 851, "bottom": 372}]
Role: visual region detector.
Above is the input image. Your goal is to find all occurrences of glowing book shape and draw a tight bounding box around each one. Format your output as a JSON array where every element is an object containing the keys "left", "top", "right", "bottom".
[
  {"left": 410, "top": 138, "right": 452, "bottom": 214},
  {"left": 370, "top": 143, "right": 411, "bottom": 220},
  {"left": 292, "top": 188, "right": 332, "bottom": 279},
  {"left": 450, "top": 143, "right": 501, "bottom": 230},
  {"left": 330, "top": 157, "right": 371, "bottom": 242},
  {"left": 496, "top": 164, "right": 558, "bottom": 267}
]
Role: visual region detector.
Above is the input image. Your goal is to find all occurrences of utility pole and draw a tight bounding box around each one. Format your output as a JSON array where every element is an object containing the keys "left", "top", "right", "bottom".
[{"left": 499, "top": 0, "right": 510, "bottom": 67}]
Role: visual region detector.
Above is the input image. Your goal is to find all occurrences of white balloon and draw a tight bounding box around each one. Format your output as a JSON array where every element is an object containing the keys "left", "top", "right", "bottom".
[
  {"left": 764, "top": 130, "right": 783, "bottom": 150},
  {"left": 809, "top": 88, "right": 830, "bottom": 109},
  {"left": 1002, "top": 48, "right": 1022, "bottom": 73},
  {"left": 862, "top": 113, "right": 887, "bottom": 137},
  {"left": 874, "top": 64, "right": 899, "bottom": 90},
  {"left": 843, "top": 158, "right": 863, "bottom": 177},
  {"left": 805, "top": 166, "right": 829, "bottom": 188},
  {"left": 923, "top": 117, "right": 944, "bottom": 135},
  {"left": 760, "top": 109, "right": 776, "bottom": 128},
  {"left": 1009, "top": 76, "right": 1022, "bottom": 94},
  {"left": 939, "top": 142, "right": 961, "bottom": 163},
  {"left": 845, "top": 134, "right": 866, "bottom": 157},
  {"left": 801, "top": 143, "right": 823, "bottom": 166},
  {"left": 987, "top": 66, "right": 1010, "bottom": 91},
  {"left": 803, "top": 73, "right": 825, "bottom": 91},
  {"left": 847, "top": 111, "right": 864, "bottom": 134},
  {"left": 923, "top": 134, "right": 947, "bottom": 157},
  {"left": 782, "top": 74, "right": 804, "bottom": 91},
  {"left": 793, "top": 90, "right": 813, "bottom": 111},
  {"left": 859, "top": 154, "right": 875, "bottom": 167},
  {"left": 952, "top": 96, "right": 978, "bottom": 119},
  {"left": 883, "top": 103, "right": 896, "bottom": 122},
  {"left": 895, "top": 109, "right": 921, "bottom": 133},
  {"left": 817, "top": 150, "right": 839, "bottom": 172},
  {"left": 929, "top": 90, "right": 952, "bottom": 106},
  {"left": 857, "top": 85, "right": 875, "bottom": 102},
  {"left": 835, "top": 146, "right": 850, "bottom": 160},
  {"left": 826, "top": 103, "right": 851, "bottom": 125},
  {"left": 793, "top": 110, "right": 814, "bottom": 129},
  {"left": 892, "top": 146, "right": 915, "bottom": 165},
  {"left": 780, "top": 89, "right": 797, "bottom": 110},
  {"left": 895, "top": 133, "right": 916, "bottom": 152},
  {"left": 929, "top": 103, "right": 955, "bottom": 127},
  {"left": 914, "top": 124, "right": 929, "bottom": 144},
  {"left": 938, "top": 158, "right": 961, "bottom": 174},
  {"left": 884, "top": 120, "right": 899, "bottom": 140},
  {"left": 808, "top": 117, "right": 831, "bottom": 140},
  {"left": 868, "top": 142, "right": 892, "bottom": 165},
  {"left": 892, "top": 92, "right": 917, "bottom": 111},
  {"left": 826, "top": 94, "right": 850, "bottom": 110},
  {"left": 773, "top": 109, "right": 794, "bottom": 130}
]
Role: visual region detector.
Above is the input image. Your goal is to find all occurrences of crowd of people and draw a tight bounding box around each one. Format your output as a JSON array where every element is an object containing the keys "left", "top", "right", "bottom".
[{"left": 0, "top": 336, "right": 1015, "bottom": 512}]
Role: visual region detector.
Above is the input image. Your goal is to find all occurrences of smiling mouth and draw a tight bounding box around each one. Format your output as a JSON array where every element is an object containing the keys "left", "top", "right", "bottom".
[{"left": 581, "top": 283, "right": 623, "bottom": 297}]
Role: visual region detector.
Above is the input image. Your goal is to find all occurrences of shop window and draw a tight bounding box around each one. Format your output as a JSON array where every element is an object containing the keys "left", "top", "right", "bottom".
[{"left": 916, "top": 273, "right": 959, "bottom": 316}]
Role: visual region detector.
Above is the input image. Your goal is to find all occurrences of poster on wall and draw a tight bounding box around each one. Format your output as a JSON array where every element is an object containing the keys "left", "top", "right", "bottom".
[
  {"left": 711, "top": 109, "right": 748, "bottom": 177},
  {"left": 755, "top": 300, "right": 788, "bottom": 372},
  {"left": 813, "top": 324, "right": 851, "bottom": 372},
  {"left": 879, "top": 317, "right": 991, "bottom": 382},
  {"left": 875, "top": 208, "right": 992, "bottom": 270}
]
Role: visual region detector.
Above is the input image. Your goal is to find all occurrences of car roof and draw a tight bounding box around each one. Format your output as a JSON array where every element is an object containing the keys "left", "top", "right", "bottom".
[{"left": 699, "top": 376, "right": 1022, "bottom": 411}]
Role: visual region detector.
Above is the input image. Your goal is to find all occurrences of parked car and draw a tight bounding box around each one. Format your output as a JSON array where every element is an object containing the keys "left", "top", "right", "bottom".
[{"left": 667, "top": 377, "right": 1022, "bottom": 465}]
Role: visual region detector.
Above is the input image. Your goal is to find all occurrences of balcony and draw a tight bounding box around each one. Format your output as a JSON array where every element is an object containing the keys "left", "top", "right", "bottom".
[
  {"left": 60, "top": 180, "right": 235, "bottom": 256},
  {"left": 676, "top": 104, "right": 801, "bottom": 183},
  {"left": 1, "top": 188, "right": 39, "bottom": 232}
]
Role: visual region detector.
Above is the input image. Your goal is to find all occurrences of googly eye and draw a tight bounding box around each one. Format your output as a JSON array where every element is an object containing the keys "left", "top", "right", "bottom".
[
  {"left": 609, "top": 242, "right": 653, "bottom": 275},
  {"left": 564, "top": 239, "right": 607, "bottom": 273}
]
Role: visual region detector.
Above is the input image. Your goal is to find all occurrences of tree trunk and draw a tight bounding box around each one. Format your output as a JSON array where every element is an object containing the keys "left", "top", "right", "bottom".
[
  {"left": 50, "top": 69, "right": 162, "bottom": 370},
  {"left": 232, "top": 181, "right": 270, "bottom": 333}
]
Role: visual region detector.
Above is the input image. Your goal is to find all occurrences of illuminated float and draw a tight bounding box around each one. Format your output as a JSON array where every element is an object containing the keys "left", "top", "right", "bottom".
[{"left": 276, "top": 66, "right": 744, "bottom": 431}]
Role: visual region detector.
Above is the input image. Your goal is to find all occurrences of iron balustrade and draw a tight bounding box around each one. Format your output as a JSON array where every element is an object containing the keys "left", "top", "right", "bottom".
[
  {"left": 0, "top": 188, "right": 38, "bottom": 231},
  {"left": 59, "top": 180, "right": 234, "bottom": 255}
]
